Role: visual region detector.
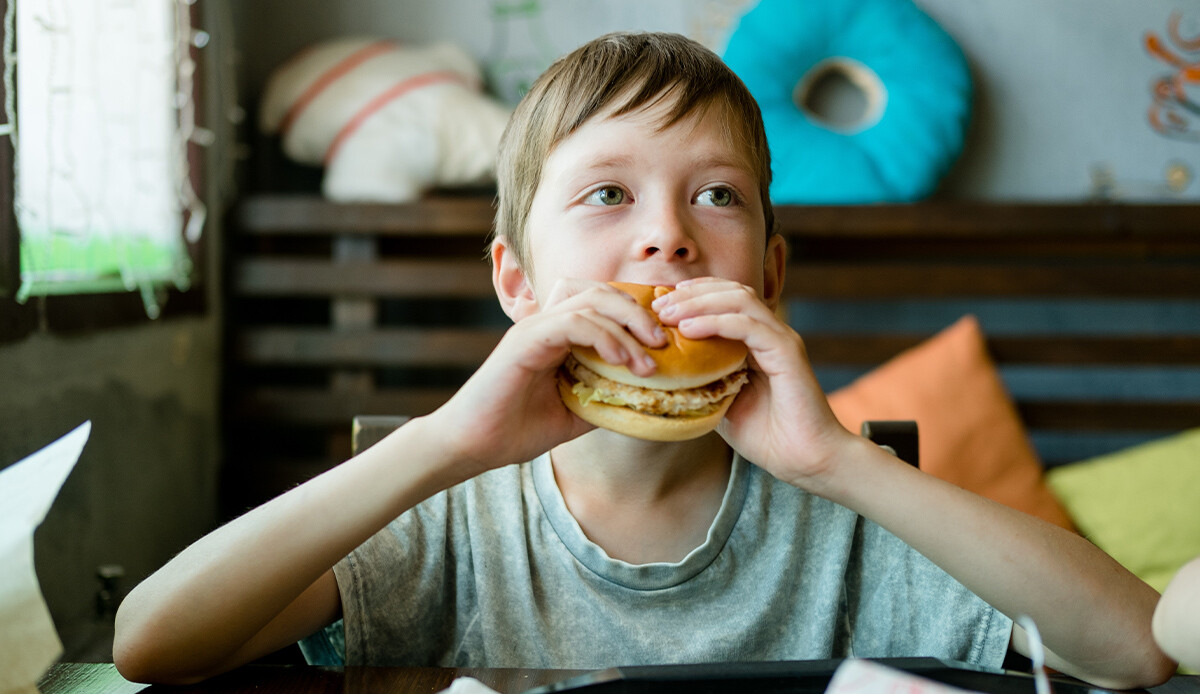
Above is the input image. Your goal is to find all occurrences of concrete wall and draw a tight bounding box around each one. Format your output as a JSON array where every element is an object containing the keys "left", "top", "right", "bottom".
[
  {"left": 234, "top": 0, "right": 1199, "bottom": 201},
  {"left": 0, "top": 0, "right": 236, "bottom": 660},
  {"left": 1, "top": 319, "right": 221, "bottom": 660}
]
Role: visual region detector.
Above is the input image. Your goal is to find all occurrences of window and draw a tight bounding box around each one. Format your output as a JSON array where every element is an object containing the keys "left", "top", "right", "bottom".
[{"left": 0, "top": 0, "right": 207, "bottom": 342}]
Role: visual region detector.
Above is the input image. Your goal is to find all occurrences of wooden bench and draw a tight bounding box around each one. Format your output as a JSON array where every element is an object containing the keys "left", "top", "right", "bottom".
[
  {"left": 222, "top": 194, "right": 1200, "bottom": 509},
  {"left": 349, "top": 415, "right": 920, "bottom": 469}
]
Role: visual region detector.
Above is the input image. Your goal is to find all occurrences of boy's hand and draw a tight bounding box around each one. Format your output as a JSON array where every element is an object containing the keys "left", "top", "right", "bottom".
[
  {"left": 653, "top": 277, "right": 856, "bottom": 488},
  {"left": 428, "top": 279, "right": 666, "bottom": 479}
]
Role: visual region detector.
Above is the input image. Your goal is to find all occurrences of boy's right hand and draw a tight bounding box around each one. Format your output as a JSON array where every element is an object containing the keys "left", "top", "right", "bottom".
[{"left": 423, "top": 279, "right": 666, "bottom": 480}]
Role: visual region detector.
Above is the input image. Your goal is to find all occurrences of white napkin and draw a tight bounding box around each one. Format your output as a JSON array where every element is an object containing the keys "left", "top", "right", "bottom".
[
  {"left": 439, "top": 677, "right": 503, "bottom": 694},
  {"left": 0, "top": 422, "right": 91, "bottom": 694},
  {"left": 827, "top": 658, "right": 980, "bottom": 694},
  {"left": 436, "top": 660, "right": 980, "bottom": 694}
]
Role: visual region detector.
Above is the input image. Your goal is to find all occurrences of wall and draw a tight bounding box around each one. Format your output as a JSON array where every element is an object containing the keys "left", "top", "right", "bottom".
[
  {"left": 226, "top": 0, "right": 1200, "bottom": 469},
  {"left": 920, "top": 0, "right": 1198, "bottom": 200},
  {"left": 235, "top": 0, "right": 1200, "bottom": 201},
  {"left": 0, "top": 319, "right": 221, "bottom": 660},
  {"left": 0, "top": 0, "right": 237, "bottom": 661}
]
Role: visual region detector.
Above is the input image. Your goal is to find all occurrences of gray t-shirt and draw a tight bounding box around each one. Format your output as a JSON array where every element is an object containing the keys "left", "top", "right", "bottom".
[{"left": 311, "top": 453, "right": 1011, "bottom": 668}]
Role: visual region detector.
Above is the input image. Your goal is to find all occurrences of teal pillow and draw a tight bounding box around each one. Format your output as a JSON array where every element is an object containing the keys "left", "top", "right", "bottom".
[
  {"left": 1047, "top": 428, "right": 1200, "bottom": 592},
  {"left": 723, "top": 0, "right": 972, "bottom": 203}
]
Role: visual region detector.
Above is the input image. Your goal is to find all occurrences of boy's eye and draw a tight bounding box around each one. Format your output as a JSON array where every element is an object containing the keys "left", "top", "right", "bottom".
[
  {"left": 584, "top": 186, "right": 626, "bottom": 206},
  {"left": 697, "top": 187, "right": 735, "bottom": 207}
]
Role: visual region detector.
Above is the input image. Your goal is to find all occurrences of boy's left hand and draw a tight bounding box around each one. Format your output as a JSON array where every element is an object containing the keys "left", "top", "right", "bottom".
[{"left": 654, "top": 278, "right": 855, "bottom": 488}]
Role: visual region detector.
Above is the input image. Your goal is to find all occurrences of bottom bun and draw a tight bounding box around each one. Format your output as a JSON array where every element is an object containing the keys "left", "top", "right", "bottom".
[{"left": 556, "top": 376, "right": 733, "bottom": 442}]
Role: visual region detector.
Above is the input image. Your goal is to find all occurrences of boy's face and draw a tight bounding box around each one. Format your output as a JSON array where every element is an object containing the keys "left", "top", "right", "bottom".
[{"left": 519, "top": 99, "right": 774, "bottom": 302}]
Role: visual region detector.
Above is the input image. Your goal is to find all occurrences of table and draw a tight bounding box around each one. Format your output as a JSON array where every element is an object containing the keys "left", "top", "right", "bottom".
[
  {"left": 36, "top": 662, "right": 584, "bottom": 694},
  {"left": 35, "top": 662, "right": 1200, "bottom": 694}
]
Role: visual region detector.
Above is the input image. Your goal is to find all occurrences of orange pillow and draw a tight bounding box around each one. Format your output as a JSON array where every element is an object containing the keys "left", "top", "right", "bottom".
[{"left": 826, "top": 315, "right": 1075, "bottom": 530}]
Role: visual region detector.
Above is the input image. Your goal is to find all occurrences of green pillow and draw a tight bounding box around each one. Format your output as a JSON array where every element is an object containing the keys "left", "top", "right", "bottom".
[{"left": 1047, "top": 428, "right": 1200, "bottom": 593}]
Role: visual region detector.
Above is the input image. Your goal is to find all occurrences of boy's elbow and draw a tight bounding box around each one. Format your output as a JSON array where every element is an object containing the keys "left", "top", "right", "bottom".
[
  {"left": 1123, "top": 651, "right": 1179, "bottom": 690},
  {"left": 112, "top": 632, "right": 164, "bottom": 685},
  {"left": 112, "top": 602, "right": 154, "bottom": 682},
  {"left": 1083, "top": 641, "right": 1178, "bottom": 691},
  {"left": 1126, "top": 650, "right": 1179, "bottom": 690},
  {"left": 112, "top": 624, "right": 175, "bottom": 685},
  {"left": 113, "top": 606, "right": 210, "bottom": 685},
  {"left": 112, "top": 638, "right": 163, "bottom": 685},
  {"left": 1052, "top": 626, "right": 1177, "bottom": 690},
  {"left": 113, "top": 638, "right": 212, "bottom": 686}
]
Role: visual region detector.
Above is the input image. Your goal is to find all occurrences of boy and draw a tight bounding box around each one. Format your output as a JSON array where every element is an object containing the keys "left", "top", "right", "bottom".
[{"left": 114, "top": 32, "right": 1174, "bottom": 687}]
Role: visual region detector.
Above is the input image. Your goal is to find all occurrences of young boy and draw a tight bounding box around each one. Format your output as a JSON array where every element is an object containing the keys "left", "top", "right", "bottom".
[{"left": 114, "top": 32, "right": 1174, "bottom": 687}]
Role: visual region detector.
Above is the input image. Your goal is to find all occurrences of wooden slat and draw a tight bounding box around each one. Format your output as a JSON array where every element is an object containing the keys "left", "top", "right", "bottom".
[
  {"left": 986, "top": 336, "right": 1200, "bottom": 365},
  {"left": 1020, "top": 401, "right": 1200, "bottom": 431},
  {"left": 778, "top": 202, "right": 1200, "bottom": 239},
  {"left": 784, "top": 236, "right": 1200, "bottom": 261},
  {"left": 236, "top": 387, "right": 457, "bottom": 424},
  {"left": 235, "top": 258, "right": 1200, "bottom": 301},
  {"left": 237, "top": 194, "right": 495, "bottom": 235},
  {"left": 237, "top": 327, "right": 504, "bottom": 367},
  {"left": 803, "top": 335, "right": 1200, "bottom": 366},
  {"left": 235, "top": 258, "right": 494, "bottom": 297},
  {"left": 236, "top": 195, "right": 1200, "bottom": 242},
  {"left": 234, "top": 386, "right": 1200, "bottom": 434},
  {"left": 775, "top": 203, "right": 1123, "bottom": 237},
  {"left": 785, "top": 262, "right": 1200, "bottom": 298},
  {"left": 234, "top": 328, "right": 1200, "bottom": 369}
]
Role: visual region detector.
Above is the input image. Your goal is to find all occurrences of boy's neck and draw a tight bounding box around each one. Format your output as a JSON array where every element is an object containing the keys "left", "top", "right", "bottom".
[{"left": 549, "top": 431, "right": 734, "bottom": 564}]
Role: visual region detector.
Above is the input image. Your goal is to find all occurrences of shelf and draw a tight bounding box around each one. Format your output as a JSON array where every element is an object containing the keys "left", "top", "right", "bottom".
[
  {"left": 231, "top": 194, "right": 1200, "bottom": 298},
  {"left": 235, "top": 193, "right": 1200, "bottom": 244},
  {"left": 223, "top": 192, "right": 1200, "bottom": 504}
]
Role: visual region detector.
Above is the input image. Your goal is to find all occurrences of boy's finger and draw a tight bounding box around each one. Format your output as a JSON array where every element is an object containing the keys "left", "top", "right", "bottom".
[
  {"left": 675, "top": 312, "right": 802, "bottom": 378},
  {"left": 550, "top": 281, "right": 667, "bottom": 350},
  {"left": 656, "top": 282, "right": 774, "bottom": 326},
  {"left": 553, "top": 309, "right": 659, "bottom": 378}
]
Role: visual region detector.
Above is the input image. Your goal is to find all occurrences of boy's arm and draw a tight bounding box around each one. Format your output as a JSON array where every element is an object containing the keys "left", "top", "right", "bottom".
[
  {"left": 811, "top": 440, "right": 1175, "bottom": 689},
  {"left": 113, "top": 416, "right": 466, "bottom": 683},
  {"left": 115, "top": 280, "right": 666, "bottom": 684},
  {"left": 660, "top": 278, "right": 1176, "bottom": 690}
]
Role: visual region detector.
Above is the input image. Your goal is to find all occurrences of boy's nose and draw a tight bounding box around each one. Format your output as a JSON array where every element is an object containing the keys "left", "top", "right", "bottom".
[{"left": 639, "top": 204, "right": 697, "bottom": 262}]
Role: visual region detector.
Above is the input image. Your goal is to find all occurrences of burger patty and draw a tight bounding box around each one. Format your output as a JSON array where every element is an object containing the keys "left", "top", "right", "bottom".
[{"left": 562, "top": 355, "right": 749, "bottom": 417}]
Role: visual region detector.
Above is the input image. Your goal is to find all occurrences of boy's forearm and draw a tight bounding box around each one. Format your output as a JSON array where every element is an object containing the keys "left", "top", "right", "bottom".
[
  {"left": 805, "top": 437, "right": 1174, "bottom": 689},
  {"left": 114, "top": 415, "right": 465, "bottom": 682}
]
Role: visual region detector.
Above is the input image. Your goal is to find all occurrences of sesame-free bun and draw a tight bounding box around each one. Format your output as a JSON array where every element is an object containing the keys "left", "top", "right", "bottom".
[
  {"left": 556, "top": 376, "right": 735, "bottom": 442},
  {"left": 569, "top": 282, "right": 748, "bottom": 390},
  {"left": 557, "top": 282, "right": 749, "bottom": 441}
]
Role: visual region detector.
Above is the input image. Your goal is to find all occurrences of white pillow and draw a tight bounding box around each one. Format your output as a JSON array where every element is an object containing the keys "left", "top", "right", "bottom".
[{"left": 260, "top": 37, "right": 511, "bottom": 202}]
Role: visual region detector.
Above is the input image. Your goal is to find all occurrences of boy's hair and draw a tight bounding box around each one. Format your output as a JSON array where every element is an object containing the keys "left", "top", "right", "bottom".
[{"left": 492, "top": 31, "right": 775, "bottom": 273}]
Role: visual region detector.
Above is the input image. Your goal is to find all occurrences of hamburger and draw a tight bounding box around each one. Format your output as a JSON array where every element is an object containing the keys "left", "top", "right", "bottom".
[{"left": 556, "top": 282, "right": 750, "bottom": 441}]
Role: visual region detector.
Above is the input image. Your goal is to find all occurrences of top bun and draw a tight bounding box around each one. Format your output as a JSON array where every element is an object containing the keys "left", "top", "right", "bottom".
[{"left": 570, "top": 282, "right": 748, "bottom": 390}]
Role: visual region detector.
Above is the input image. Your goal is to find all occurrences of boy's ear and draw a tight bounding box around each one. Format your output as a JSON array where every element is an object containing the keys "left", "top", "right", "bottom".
[
  {"left": 491, "top": 236, "right": 539, "bottom": 320},
  {"left": 762, "top": 233, "right": 787, "bottom": 312}
]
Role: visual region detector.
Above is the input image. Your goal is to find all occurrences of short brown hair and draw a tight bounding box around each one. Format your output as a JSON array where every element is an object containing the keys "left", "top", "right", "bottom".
[{"left": 492, "top": 31, "right": 775, "bottom": 272}]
